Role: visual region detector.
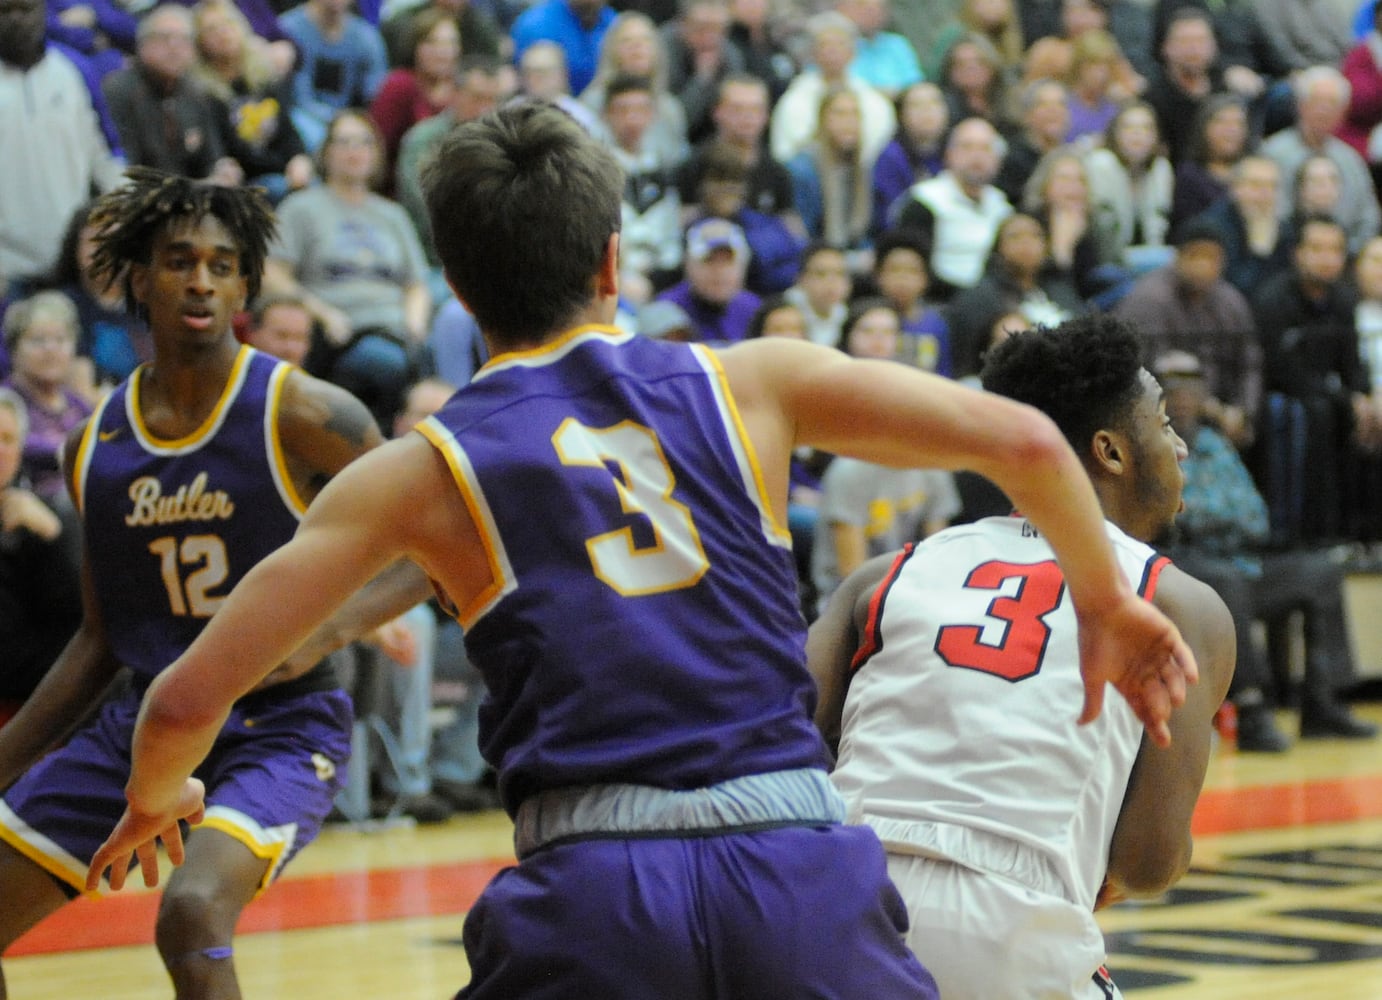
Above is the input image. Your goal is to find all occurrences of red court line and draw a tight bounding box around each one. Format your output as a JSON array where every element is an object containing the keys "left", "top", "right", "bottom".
[
  {"left": 9, "top": 857, "right": 508, "bottom": 957},
  {"left": 15, "top": 772, "right": 1382, "bottom": 958},
  {"left": 1191, "top": 773, "right": 1382, "bottom": 836}
]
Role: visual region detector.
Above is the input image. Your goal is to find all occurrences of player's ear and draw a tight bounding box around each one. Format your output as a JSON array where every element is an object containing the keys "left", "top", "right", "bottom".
[
  {"left": 1091, "top": 428, "right": 1125, "bottom": 475},
  {"left": 129, "top": 262, "right": 151, "bottom": 310},
  {"left": 596, "top": 233, "right": 620, "bottom": 300}
]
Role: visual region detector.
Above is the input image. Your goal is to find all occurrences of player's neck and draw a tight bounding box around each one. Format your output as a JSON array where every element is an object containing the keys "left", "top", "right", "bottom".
[{"left": 140, "top": 339, "right": 242, "bottom": 429}]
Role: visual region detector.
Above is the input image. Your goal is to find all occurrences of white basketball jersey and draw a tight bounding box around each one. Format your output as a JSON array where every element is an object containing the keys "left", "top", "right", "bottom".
[{"left": 831, "top": 515, "right": 1169, "bottom": 910}]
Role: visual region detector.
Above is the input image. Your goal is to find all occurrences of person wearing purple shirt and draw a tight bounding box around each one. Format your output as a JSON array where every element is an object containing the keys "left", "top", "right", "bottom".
[{"left": 656, "top": 217, "right": 762, "bottom": 343}]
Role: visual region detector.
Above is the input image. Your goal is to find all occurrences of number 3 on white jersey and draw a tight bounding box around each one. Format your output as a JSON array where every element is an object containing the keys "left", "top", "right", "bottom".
[{"left": 552, "top": 418, "right": 709, "bottom": 596}]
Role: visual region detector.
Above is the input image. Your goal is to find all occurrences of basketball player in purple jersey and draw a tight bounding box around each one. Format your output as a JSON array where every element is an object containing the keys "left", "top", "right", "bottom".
[
  {"left": 89, "top": 105, "right": 1197, "bottom": 999},
  {"left": 0, "top": 169, "right": 425, "bottom": 1000}
]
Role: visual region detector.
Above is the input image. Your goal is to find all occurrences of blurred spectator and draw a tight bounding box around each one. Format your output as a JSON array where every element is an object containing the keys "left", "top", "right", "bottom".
[
  {"left": 1171, "top": 93, "right": 1252, "bottom": 231},
  {"left": 1192, "top": 154, "right": 1293, "bottom": 298},
  {"left": 1143, "top": 7, "right": 1226, "bottom": 165},
  {"left": 244, "top": 293, "right": 315, "bottom": 367},
  {"left": 1063, "top": 28, "right": 1124, "bottom": 145},
  {"left": 47, "top": 202, "right": 152, "bottom": 387},
  {"left": 581, "top": 11, "right": 689, "bottom": 165},
  {"left": 369, "top": 7, "right": 460, "bottom": 190},
  {"left": 1084, "top": 101, "right": 1174, "bottom": 271},
  {"left": 103, "top": 4, "right": 242, "bottom": 183},
  {"left": 928, "top": 0, "right": 1024, "bottom": 85},
  {"left": 678, "top": 74, "right": 793, "bottom": 223},
  {"left": 1021, "top": 148, "right": 1114, "bottom": 301},
  {"left": 1251, "top": 0, "right": 1353, "bottom": 74},
  {"left": 1263, "top": 66, "right": 1380, "bottom": 251},
  {"left": 892, "top": 116, "right": 1012, "bottom": 299},
  {"left": 1253, "top": 215, "right": 1372, "bottom": 545},
  {"left": 1291, "top": 153, "right": 1377, "bottom": 256},
  {"left": 0, "top": 387, "right": 81, "bottom": 710},
  {"left": 784, "top": 242, "right": 851, "bottom": 346},
  {"left": 515, "top": 39, "right": 609, "bottom": 138},
  {"left": 397, "top": 56, "right": 505, "bottom": 267},
  {"left": 656, "top": 217, "right": 761, "bottom": 341},
  {"left": 1339, "top": 3, "right": 1382, "bottom": 186},
  {"left": 787, "top": 87, "right": 876, "bottom": 273},
  {"left": 194, "top": 0, "right": 314, "bottom": 204},
  {"left": 1355, "top": 235, "right": 1382, "bottom": 403},
  {"left": 836, "top": 0, "right": 922, "bottom": 101},
  {"left": 888, "top": 0, "right": 961, "bottom": 87},
  {"left": 944, "top": 212, "right": 1084, "bottom": 379},
  {"left": 724, "top": 0, "right": 795, "bottom": 104},
  {"left": 1114, "top": 218, "right": 1260, "bottom": 450},
  {"left": 604, "top": 74, "right": 683, "bottom": 303},
  {"left": 265, "top": 110, "right": 431, "bottom": 429},
  {"left": 428, "top": 296, "right": 488, "bottom": 387},
  {"left": 510, "top": 0, "right": 614, "bottom": 96},
  {"left": 661, "top": 0, "right": 744, "bottom": 144},
  {"left": 994, "top": 78, "right": 1071, "bottom": 207},
  {"left": 1, "top": 292, "right": 94, "bottom": 507},
  {"left": 381, "top": 0, "right": 503, "bottom": 66},
  {"left": 692, "top": 142, "right": 804, "bottom": 294},
  {"left": 810, "top": 298, "right": 959, "bottom": 613},
  {"left": 1024, "top": 0, "right": 1156, "bottom": 84},
  {"left": 871, "top": 81, "right": 948, "bottom": 232},
  {"left": 1157, "top": 351, "right": 1379, "bottom": 752},
  {"left": 46, "top": 0, "right": 136, "bottom": 77},
  {"left": 934, "top": 32, "right": 1012, "bottom": 135},
  {"left": 770, "top": 11, "right": 895, "bottom": 165},
  {"left": 869, "top": 229, "right": 949, "bottom": 374},
  {"left": 0, "top": 0, "right": 122, "bottom": 294},
  {"left": 280, "top": 0, "right": 390, "bottom": 152}
]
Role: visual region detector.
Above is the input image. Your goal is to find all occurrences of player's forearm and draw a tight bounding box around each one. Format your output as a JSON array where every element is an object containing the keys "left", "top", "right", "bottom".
[{"left": 282, "top": 558, "right": 432, "bottom": 669}]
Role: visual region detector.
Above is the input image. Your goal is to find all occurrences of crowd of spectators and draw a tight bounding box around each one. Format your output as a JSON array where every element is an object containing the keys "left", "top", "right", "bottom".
[{"left": 5, "top": 0, "right": 1382, "bottom": 777}]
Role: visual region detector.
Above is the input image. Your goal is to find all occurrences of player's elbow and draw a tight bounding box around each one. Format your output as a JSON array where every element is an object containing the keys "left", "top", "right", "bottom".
[{"left": 1112, "top": 833, "right": 1193, "bottom": 897}]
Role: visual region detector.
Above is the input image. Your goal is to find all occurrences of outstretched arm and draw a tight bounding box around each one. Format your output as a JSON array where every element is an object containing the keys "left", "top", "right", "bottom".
[{"left": 722, "top": 337, "right": 1197, "bottom": 744}]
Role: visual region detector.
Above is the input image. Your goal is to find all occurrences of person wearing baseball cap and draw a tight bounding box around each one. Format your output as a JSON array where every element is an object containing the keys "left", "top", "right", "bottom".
[{"left": 654, "top": 218, "right": 762, "bottom": 343}]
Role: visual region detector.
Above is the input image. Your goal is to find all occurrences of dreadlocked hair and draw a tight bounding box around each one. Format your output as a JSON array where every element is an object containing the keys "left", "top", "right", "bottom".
[
  {"left": 980, "top": 314, "right": 1146, "bottom": 455},
  {"left": 87, "top": 167, "right": 277, "bottom": 310}
]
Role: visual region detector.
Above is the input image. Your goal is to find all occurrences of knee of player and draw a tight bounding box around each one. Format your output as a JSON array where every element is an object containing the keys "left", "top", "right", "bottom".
[
  {"left": 1110, "top": 833, "right": 1192, "bottom": 898},
  {"left": 155, "top": 882, "right": 245, "bottom": 950}
]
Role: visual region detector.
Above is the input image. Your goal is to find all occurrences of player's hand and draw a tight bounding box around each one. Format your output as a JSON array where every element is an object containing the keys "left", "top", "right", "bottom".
[
  {"left": 1076, "top": 592, "right": 1197, "bottom": 748},
  {"left": 85, "top": 779, "right": 206, "bottom": 892}
]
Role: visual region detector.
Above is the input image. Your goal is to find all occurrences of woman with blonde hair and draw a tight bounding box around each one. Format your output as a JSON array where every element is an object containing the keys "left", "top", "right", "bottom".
[
  {"left": 193, "top": 0, "right": 313, "bottom": 202},
  {"left": 787, "top": 88, "right": 876, "bottom": 272},
  {"left": 580, "top": 11, "right": 690, "bottom": 166},
  {"left": 930, "top": 0, "right": 1024, "bottom": 81},
  {"left": 1063, "top": 28, "right": 1123, "bottom": 145}
]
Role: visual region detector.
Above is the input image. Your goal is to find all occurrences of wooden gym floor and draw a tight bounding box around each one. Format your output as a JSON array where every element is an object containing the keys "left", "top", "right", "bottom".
[{"left": 6, "top": 704, "right": 1382, "bottom": 999}]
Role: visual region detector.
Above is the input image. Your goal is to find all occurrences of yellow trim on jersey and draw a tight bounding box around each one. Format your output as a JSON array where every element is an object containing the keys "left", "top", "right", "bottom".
[
  {"left": 414, "top": 418, "right": 513, "bottom": 627},
  {"left": 472, "top": 324, "right": 630, "bottom": 380},
  {"left": 196, "top": 811, "right": 291, "bottom": 898},
  {"left": 70, "top": 393, "right": 114, "bottom": 516},
  {"left": 266, "top": 362, "right": 309, "bottom": 516},
  {"left": 129, "top": 344, "right": 252, "bottom": 450},
  {"left": 693, "top": 345, "right": 792, "bottom": 544},
  {"left": 0, "top": 807, "right": 92, "bottom": 895}
]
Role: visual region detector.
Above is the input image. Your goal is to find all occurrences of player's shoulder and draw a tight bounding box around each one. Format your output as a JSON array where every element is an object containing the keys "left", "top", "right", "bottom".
[{"left": 276, "top": 366, "right": 385, "bottom": 465}]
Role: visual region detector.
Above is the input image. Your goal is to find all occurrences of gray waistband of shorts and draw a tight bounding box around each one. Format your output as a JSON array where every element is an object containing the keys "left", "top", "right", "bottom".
[{"left": 513, "top": 768, "right": 847, "bottom": 859}]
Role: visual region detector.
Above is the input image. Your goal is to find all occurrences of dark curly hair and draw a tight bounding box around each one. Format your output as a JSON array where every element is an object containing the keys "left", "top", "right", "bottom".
[
  {"left": 980, "top": 314, "right": 1145, "bottom": 455},
  {"left": 87, "top": 167, "right": 277, "bottom": 312}
]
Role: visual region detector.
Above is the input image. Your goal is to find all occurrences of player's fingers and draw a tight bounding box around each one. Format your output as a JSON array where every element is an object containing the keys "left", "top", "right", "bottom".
[
  {"left": 107, "top": 851, "right": 131, "bottom": 892},
  {"left": 85, "top": 849, "right": 112, "bottom": 893},
  {"left": 136, "top": 842, "right": 161, "bottom": 888},
  {"left": 163, "top": 823, "right": 186, "bottom": 867},
  {"left": 1079, "top": 674, "right": 1106, "bottom": 726}
]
